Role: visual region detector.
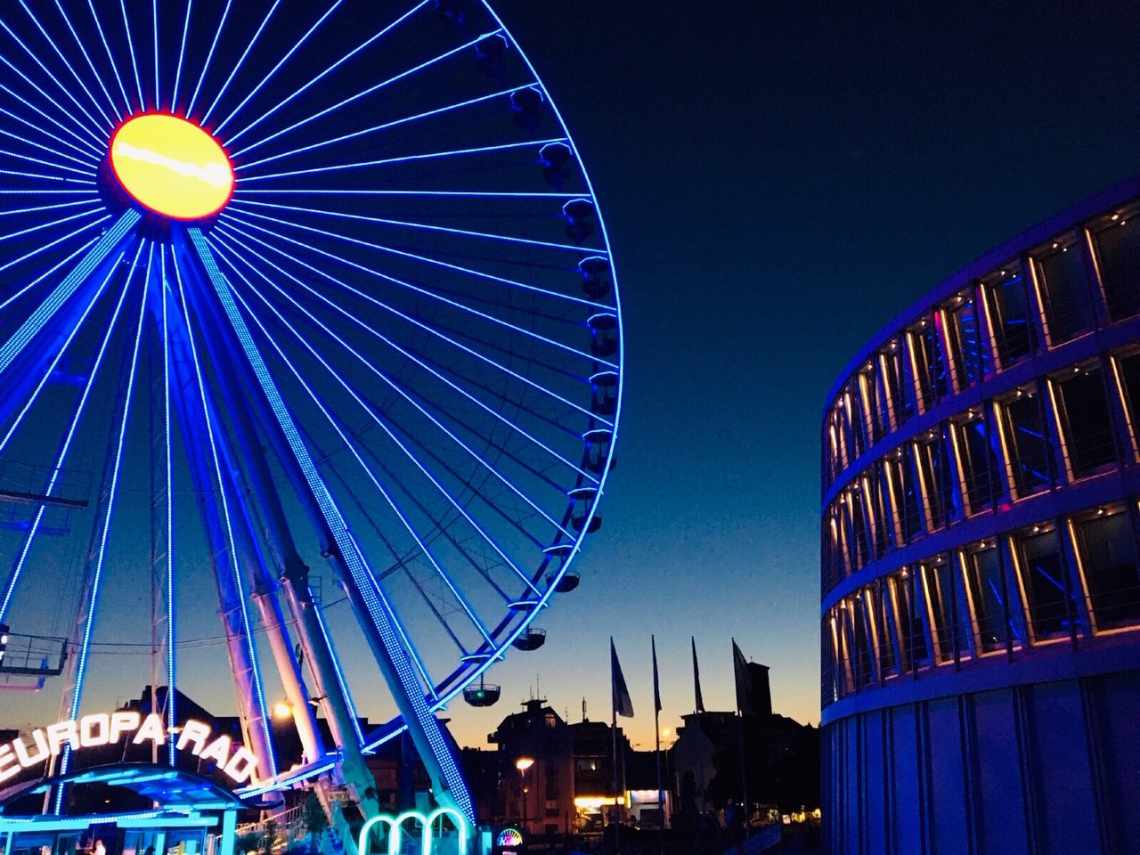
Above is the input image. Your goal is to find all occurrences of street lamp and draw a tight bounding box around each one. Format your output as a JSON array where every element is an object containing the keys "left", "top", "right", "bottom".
[
  {"left": 515, "top": 757, "right": 536, "bottom": 831},
  {"left": 272, "top": 701, "right": 292, "bottom": 721}
]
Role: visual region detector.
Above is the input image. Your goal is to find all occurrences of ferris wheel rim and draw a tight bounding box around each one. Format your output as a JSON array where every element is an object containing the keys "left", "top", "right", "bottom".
[{"left": 0, "top": 0, "right": 625, "bottom": 787}]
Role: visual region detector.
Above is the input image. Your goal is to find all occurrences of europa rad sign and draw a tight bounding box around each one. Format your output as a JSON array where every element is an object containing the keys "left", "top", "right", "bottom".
[{"left": 0, "top": 713, "right": 261, "bottom": 785}]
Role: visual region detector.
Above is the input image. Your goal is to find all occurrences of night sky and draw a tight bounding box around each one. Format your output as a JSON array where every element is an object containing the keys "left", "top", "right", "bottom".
[
  {"left": 463, "top": 0, "right": 1140, "bottom": 748},
  {"left": 3, "top": 0, "right": 1140, "bottom": 752}
]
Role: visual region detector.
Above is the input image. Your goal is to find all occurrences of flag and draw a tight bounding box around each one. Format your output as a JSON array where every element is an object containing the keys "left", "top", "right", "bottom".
[
  {"left": 691, "top": 636, "right": 705, "bottom": 713},
  {"left": 610, "top": 638, "right": 634, "bottom": 718},
  {"left": 651, "top": 635, "right": 662, "bottom": 713},
  {"left": 733, "top": 638, "right": 754, "bottom": 715}
]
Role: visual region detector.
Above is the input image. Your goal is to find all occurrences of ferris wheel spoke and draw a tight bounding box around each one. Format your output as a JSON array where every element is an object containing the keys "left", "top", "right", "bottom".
[
  {"left": 117, "top": 0, "right": 146, "bottom": 112},
  {"left": 213, "top": 240, "right": 551, "bottom": 591},
  {"left": 216, "top": 223, "right": 604, "bottom": 469},
  {"left": 16, "top": 0, "right": 115, "bottom": 131},
  {"left": 85, "top": 0, "right": 131, "bottom": 117},
  {"left": 219, "top": 254, "right": 577, "bottom": 564},
  {"left": 0, "top": 198, "right": 100, "bottom": 219},
  {"left": 169, "top": 0, "right": 192, "bottom": 115},
  {"left": 150, "top": 0, "right": 159, "bottom": 110},
  {"left": 198, "top": 0, "right": 282, "bottom": 129},
  {"left": 53, "top": 0, "right": 124, "bottom": 123},
  {"left": 218, "top": 231, "right": 565, "bottom": 544},
  {"left": 221, "top": 212, "right": 616, "bottom": 365},
  {"left": 308, "top": 598, "right": 366, "bottom": 746},
  {"left": 0, "top": 169, "right": 94, "bottom": 186},
  {"left": 324, "top": 450, "right": 478, "bottom": 653},
  {"left": 235, "top": 137, "right": 568, "bottom": 185},
  {"left": 223, "top": 0, "right": 432, "bottom": 148},
  {"left": 221, "top": 208, "right": 606, "bottom": 312},
  {"left": 170, "top": 237, "right": 279, "bottom": 779},
  {"left": 0, "top": 208, "right": 137, "bottom": 377},
  {"left": 56, "top": 241, "right": 149, "bottom": 792},
  {"left": 0, "top": 215, "right": 110, "bottom": 279},
  {"left": 0, "top": 206, "right": 106, "bottom": 244},
  {"left": 370, "top": 406, "right": 553, "bottom": 554},
  {"left": 233, "top": 82, "right": 535, "bottom": 170},
  {"left": 213, "top": 246, "right": 551, "bottom": 583},
  {"left": 0, "top": 60, "right": 105, "bottom": 153},
  {"left": 184, "top": 0, "right": 231, "bottom": 119},
  {"left": 211, "top": 0, "right": 344, "bottom": 137},
  {"left": 0, "top": 104, "right": 102, "bottom": 165},
  {"left": 0, "top": 124, "right": 101, "bottom": 171},
  {"left": 159, "top": 248, "right": 177, "bottom": 765},
  {"left": 0, "top": 149, "right": 94, "bottom": 179},
  {"left": 0, "top": 247, "right": 122, "bottom": 456},
  {"left": 189, "top": 231, "right": 475, "bottom": 817},
  {"left": 335, "top": 441, "right": 517, "bottom": 603},
  {"left": 0, "top": 241, "right": 137, "bottom": 622},
  {"left": 0, "top": 17, "right": 111, "bottom": 140},
  {"left": 230, "top": 198, "right": 608, "bottom": 256},
  {"left": 232, "top": 29, "right": 501, "bottom": 159}
]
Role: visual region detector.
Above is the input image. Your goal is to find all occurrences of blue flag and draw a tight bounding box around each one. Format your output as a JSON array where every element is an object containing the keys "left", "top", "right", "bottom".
[{"left": 611, "top": 637, "right": 634, "bottom": 718}]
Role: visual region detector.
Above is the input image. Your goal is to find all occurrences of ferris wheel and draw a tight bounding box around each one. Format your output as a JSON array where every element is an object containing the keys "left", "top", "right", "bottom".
[{"left": 0, "top": 0, "right": 622, "bottom": 828}]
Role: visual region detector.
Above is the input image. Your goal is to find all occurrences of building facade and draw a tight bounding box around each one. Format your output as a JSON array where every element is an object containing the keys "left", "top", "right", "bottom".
[{"left": 820, "top": 177, "right": 1140, "bottom": 854}]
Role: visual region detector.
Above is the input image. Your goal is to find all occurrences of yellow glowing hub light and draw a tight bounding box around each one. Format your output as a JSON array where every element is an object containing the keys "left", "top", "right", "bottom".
[{"left": 110, "top": 114, "right": 234, "bottom": 220}]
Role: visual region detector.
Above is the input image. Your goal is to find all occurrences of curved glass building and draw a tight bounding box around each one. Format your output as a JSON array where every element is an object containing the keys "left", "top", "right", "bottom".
[{"left": 820, "top": 177, "right": 1140, "bottom": 854}]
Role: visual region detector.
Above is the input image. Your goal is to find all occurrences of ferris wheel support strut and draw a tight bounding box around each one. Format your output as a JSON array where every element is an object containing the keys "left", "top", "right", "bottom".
[
  {"left": 171, "top": 235, "right": 379, "bottom": 815},
  {"left": 186, "top": 228, "right": 475, "bottom": 825},
  {"left": 164, "top": 252, "right": 278, "bottom": 783}
]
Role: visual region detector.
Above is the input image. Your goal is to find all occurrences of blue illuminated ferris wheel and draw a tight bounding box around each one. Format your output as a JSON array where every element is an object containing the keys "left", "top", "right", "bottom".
[{"left": 0, "top": 0, "right": 622, "bottom": 827}]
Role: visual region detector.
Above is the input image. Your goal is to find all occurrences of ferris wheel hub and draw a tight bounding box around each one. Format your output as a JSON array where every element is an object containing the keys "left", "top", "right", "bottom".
[{"left": 109, "top": 114, "right": 234, "bottom": 222}]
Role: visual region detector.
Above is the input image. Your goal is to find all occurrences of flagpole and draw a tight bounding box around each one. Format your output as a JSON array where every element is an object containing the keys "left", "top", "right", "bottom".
[
  {"left": 652, "top": 635, "right": 664, "bottom": 854},
  {"left": 610, "top": 637, "right": 621, "bottom": 853}
]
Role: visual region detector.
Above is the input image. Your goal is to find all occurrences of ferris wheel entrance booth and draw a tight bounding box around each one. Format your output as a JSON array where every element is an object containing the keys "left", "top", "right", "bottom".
[{"left": 0, "top": 765, "right": 245, "bottom": 855}]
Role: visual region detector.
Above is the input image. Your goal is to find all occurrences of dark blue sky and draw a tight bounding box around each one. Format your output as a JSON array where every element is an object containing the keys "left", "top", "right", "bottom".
[
  {"left": 453, "top": 0, "right": 1140, "bottom": 746},
  {"left": 2, "top": 1, "right": 1138, "bottom": 752}
]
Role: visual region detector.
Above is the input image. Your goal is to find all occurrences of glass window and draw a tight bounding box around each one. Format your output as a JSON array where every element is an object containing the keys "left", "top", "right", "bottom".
[
  {"left": 1112, "top": 351, "right": 1140, "bottom": 458},
  {"left": 1013, "top": 525, "right": 1073, "bottom": 641},
  {"left": 1092, "top": 216, "right": 1140, "bottom": 321},
  {"left": 922, "top": 556, "right": 967, "bottom": 663},
  {"left": 952, "top": 410, "right": 999, "bottom": 514},
  {"left": 1074, "top": 509, "right": 1140, "bottom": 630},
  {"left": 888, "top": 568, "right": 928, "bottom": 671},
  {"left": 909, "top": 319, "right": 951, "bottom": 410},
  {"left": 945, "top": 292, "right": 988, "bottom": 388},
  {"left": 867, "top": 465, "right": 894, "bottom": 556},
  {"left": 914, "top": 430, "right": 956, "bottom": 530},
  {"left": 984, "top": 266, "right": 1034, "bottom": 367},
  {"left": 962, "top": 542, "right": 1014, "bottom": 654},
  {"left": 867, "top": 584, "right": 896, "bottom": 678},
  {"left": 825, "top": 508, "right": 846, "bottom": 587},
  {"left": 1053, "top": 364, "right": 1116, "bottom": 479},
  {"left": 881, "top": 342, "right": 915, "bottom": 427},
  {"left": 823, "top": 617, "right": 840, "bottom": 704},
  {"left": 849, "top": 597, "right": 874, "bottom": 688},
  {"left": 845, "top": 388, "right": 869, "bottom": 460},
  {"left": 1033, "top": 237, "right": 1095, "bottom": 344},
  {"left": 852, "top": 367, "right": 883, "bottom": 446},
  {"left": 887, "top": 449, "right": 923, "bottom": 542},
  {"left": 998, "top": 387, "right": 1053, "bottom": 498},
  {"left": 842, "top": 490, "right": 869, "bottom": 571}
]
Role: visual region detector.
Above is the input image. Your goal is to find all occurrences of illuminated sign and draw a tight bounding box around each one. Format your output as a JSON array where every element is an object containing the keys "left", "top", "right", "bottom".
[
  {"left": 110, "top": 115, "right": 234, "bottom": 221},
  {"left": 496, "top": 827, "right": 524, "bottom": 848},
  {"left": 0, "top": 713, "right": 260, "bottom": 786},
  {"left": 358, "top": 808, "right": 470, "bottom": 855}
]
